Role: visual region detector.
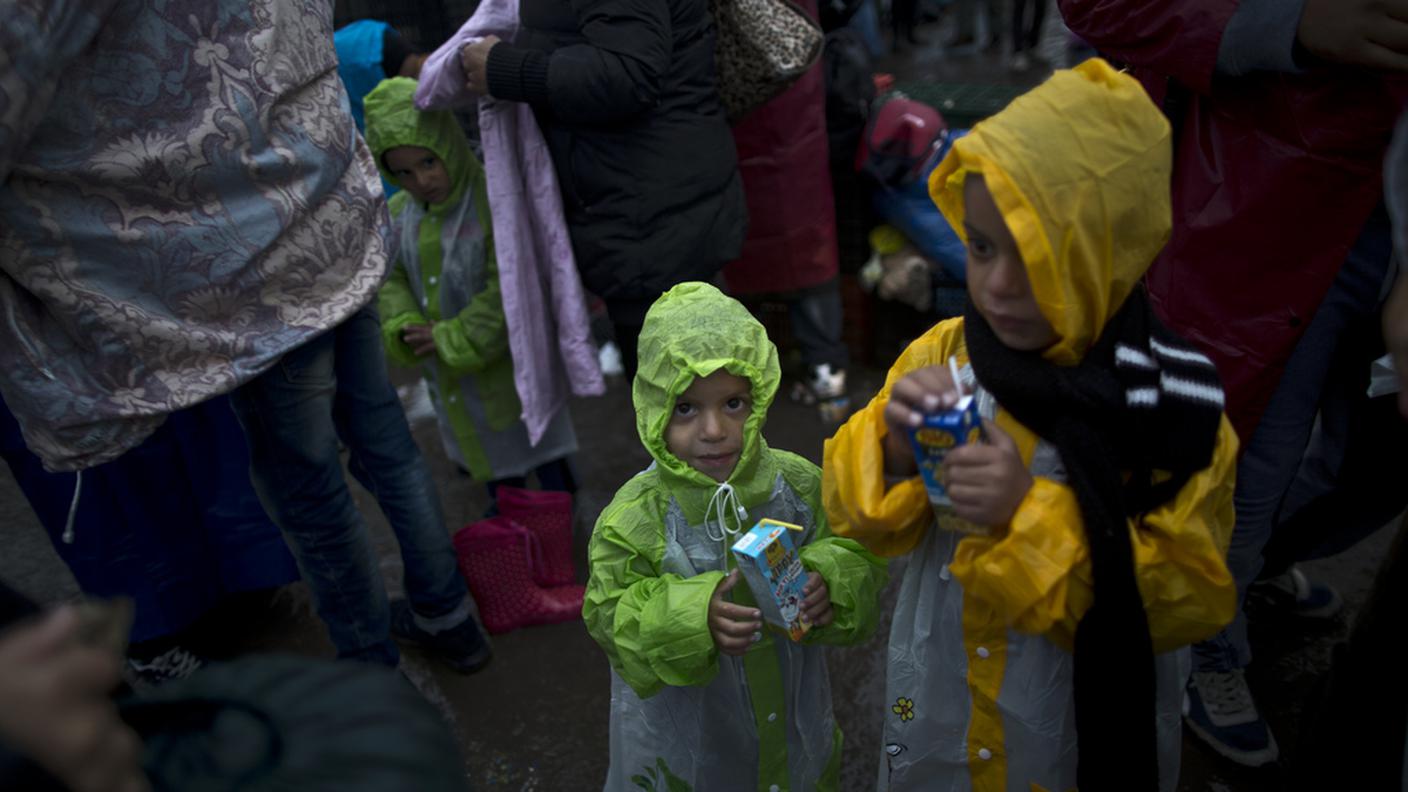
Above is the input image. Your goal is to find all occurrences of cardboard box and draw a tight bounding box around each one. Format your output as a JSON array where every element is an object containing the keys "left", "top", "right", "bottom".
[
  {"left": 908, "top": 395, "right": 990, "bottom": 535},
  {"left": 730, "top": 519, "right": 811, "bottom": 642}
]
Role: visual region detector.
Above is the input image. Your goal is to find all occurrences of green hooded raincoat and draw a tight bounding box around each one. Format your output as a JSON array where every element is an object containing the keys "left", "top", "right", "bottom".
[
  {"left": 583, "top": 282, "right": 888, "bottom": 792},
  {"left": 365, "top": 77, "right": 576, "bottom": 479}
]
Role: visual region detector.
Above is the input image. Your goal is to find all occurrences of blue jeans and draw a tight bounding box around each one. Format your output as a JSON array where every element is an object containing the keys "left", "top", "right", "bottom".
[
  {"left": 1193, "top": 209, "right": 1392, "bottom": 673},
  {"left": 230, "top": 305, "right": 467, "bottom": 666}
]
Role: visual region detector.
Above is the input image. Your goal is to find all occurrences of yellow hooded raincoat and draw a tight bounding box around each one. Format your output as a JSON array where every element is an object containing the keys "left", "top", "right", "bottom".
[{"left": 821, "top": 60, "right": 1238, "bottom": 792}]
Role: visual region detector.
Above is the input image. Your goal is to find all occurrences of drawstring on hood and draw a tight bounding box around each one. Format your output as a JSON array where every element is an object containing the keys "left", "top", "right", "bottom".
[
  {"left": 62, "top": 469, "right": 83, "bottom": 544},
  {"left": 703, "top": 481, "right": 752, "bottom": 567}
]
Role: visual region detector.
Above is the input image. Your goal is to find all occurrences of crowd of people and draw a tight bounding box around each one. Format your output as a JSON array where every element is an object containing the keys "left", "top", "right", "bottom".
[{"left": 1, "top": 0, "right": 1405, "bottom": 790}]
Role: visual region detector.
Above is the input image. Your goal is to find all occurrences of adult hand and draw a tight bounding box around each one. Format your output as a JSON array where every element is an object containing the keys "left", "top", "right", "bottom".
[
  {"left": 941, "top": 419, "right": 1032, "bottom": 528},
  {"left": 1298, "top": 0, "right": 1408, "bottom": 71},
  {"left": 708, "top": 570, "right": 762, "bottom": 657},
  {"left": 402, "top": 323, "right": 438, "bottom": 357},
  {"left": 460, "top": 35, "right": 501, "bottom": 96},
  {"left": 0, "top": 608, "right": 149, "bottom": 792},
  {"left": 800, "top": 572, "right": 834, "bottom": 628},
  {"left": 882, "top": 365, "right": 960, "bottom": 477},
  {"left": 1385, "top": 275, "right": 1408, "bottom": 418}
]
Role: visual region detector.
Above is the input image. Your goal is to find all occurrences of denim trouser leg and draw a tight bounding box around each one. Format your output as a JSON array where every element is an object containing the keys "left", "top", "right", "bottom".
[
  {"left": 1192, "top": 211, "right": 1391, "bottom": 673},
  {"left": 789, "top": 282, "right": 849, "bottom": 372},
  {"left": 229, "top": 315, "right": 397, "bottom": 666},
  {"left": 333, "top": 308, "right": 469, "bottom": 621}
]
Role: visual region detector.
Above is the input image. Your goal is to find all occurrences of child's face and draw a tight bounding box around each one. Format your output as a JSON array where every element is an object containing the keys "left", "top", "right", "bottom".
[
  {"left": 664, "top": 370, "right": 752, "bottom": 483},
  {"left": 384, "top": 145, "right": 450, "bottom": 205},
  {"left": 962, "top": 176, "right": 1058, "bottom": 352}
]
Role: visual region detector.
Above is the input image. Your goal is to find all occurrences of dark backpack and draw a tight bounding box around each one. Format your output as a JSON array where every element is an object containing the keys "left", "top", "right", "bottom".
[{"left": 823, "top": 29, "right": 876, "bottom": 170}]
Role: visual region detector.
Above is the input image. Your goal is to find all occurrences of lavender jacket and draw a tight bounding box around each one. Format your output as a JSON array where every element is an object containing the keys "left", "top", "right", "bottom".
[{"left": 416, "top": 0, "right": 604, "bottom": 444}]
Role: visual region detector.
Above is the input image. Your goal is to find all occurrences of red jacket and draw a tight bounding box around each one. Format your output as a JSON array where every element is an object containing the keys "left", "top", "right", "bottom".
[
  {"left": 1060, "top": 1, "right": 1407, "bottom": 441},
  {"left": 723, "top": 0, "right": 839, "bottom": 295}
]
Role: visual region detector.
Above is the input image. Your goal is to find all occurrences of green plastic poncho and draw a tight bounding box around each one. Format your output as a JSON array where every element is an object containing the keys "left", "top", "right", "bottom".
[
  {"left": 583, "top": 282, "right": 888, "bottom": 792},
  {"left": 365, "top": 77, "right": 576, "bottom": 479}
]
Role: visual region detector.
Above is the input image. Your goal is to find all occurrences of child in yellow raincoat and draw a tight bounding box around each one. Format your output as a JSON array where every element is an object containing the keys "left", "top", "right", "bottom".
[
  {"left": 584, "top": 282, "right": 887, "bottom": 791},
  {"left": 822, "top": 59, "right": 1238, "bottom": 792}
]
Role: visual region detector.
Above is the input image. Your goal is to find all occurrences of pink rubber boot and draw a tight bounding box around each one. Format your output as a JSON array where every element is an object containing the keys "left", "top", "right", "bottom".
[
  {"left": 452, "top": 517, "right": 583, "bottom": 635},
  {"left": 494, "top": 486, "right": 577, "bottom": 587}
]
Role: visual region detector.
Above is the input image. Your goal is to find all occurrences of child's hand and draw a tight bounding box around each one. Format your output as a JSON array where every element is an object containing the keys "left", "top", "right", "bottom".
[
  {"left": 941, "top": 419, "right": 1032, "bottom": 528},
  {"left": 882, "top": 366, "right": 960, "bottom": 476},
  {"left": 708, "top": 570, "right": 762, "bottom": 657},
  {"left": 801, "top": 572, "right": 834, "bottom": 628},
  {"left": 402, "top": 323, "right": 437, "bottom": 357}
]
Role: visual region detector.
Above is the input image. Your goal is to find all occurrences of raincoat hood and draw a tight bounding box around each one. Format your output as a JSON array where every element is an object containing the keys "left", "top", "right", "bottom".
[
  {"left": 633, "top": 282, "right": 781, "bottom": 520},
  {"left": 364, "top": 76, "right": 475, "bottom": 211},
  {"left": 929, "top": 58, "right": 1172, "bottom": 365}
]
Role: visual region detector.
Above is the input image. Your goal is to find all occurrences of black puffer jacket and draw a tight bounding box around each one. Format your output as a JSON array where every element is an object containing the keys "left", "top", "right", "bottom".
[{"left": 486, "top": 0, "right": 747, "bottom": 322}]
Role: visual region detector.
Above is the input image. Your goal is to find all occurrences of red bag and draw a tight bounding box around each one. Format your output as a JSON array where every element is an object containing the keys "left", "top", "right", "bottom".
[{"left": 856, "top": 94, "right": 948, "bottom": 186}]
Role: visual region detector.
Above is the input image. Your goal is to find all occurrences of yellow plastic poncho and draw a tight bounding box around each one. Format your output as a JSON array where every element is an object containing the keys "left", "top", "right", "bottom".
[
  {"left": 822, "top": 59, "right": 1238, "bottom": 792},
  {"left": 584, "top": 282, "right": 888, "bottom": 792}
]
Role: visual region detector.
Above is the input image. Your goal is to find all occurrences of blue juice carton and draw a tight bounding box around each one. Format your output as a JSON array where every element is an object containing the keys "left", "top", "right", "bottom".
[
  {"left": 908, "top": 394, "right": 990, "bottom": 535},
  {"left": 730, "top": 519, "right": 811, "bottom": 642}
]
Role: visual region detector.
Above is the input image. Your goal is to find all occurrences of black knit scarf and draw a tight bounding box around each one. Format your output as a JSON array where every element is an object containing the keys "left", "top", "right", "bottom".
[{"left": 963, "top": 287, "right": 1224, "bottom": 791}]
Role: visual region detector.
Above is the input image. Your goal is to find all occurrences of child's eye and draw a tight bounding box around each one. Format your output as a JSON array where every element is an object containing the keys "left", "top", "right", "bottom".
[
  {"left": 673, "top": 402, "right": 695, "bottom": 417},
  {"left": 968, "top": 238, "right": 995, "bottom": 259},
  {"left": 726, "top": 397, "right": 749, "bottom": 412},
  {"left": 422, "top": 157, "right": 437, "bottom": 167}
]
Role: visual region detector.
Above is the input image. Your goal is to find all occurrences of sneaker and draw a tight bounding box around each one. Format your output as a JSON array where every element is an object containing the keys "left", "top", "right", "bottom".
[
  {"left": 1184, "top": 670, "right": 1280, "bottom": 767},
  {"left": 811, "top": 365, "right": 851, "bottom": 423},
  {"left": 390, "top": 599, "right": 492, "bottom": 675},
  {"left": 1247, "top": 565, "right": 1342, "bottom": 621},
  {"left": 598, "top": 341, "right": 624, "bottom": 377},
  {"left": 397, "top": 379, "right": 437, "bottom": 426},
  {"left": 126, "top": 646, "right": 205, "bottom": 686}
]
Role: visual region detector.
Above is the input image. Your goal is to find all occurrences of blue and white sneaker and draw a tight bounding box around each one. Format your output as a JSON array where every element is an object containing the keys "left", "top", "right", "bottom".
[
  {"left": 1184, "top": 670, "right": 1279, "bottom": 767},
  {"left": 1248, "top": 565, "right": 1342, "bottom": 621}
]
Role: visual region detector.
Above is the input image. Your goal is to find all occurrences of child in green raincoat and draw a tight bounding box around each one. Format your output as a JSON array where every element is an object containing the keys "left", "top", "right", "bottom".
[
  {"left": 364, "top": 77, "right": 577, "bottom": 504},
  {"left": 583, "top": 282, "right": 888, "bottom": 792}
]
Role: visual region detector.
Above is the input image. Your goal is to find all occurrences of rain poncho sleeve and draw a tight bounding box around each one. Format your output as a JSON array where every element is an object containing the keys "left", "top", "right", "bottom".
[
  {"left": 379, "top": 195, "right": 425, "bottom": 368},
  {"left": 583, "top": 482, "right": 728, "bottom": 700},
  {"left": 824, "top": 319, "right": 1238, "bottom": 652}
]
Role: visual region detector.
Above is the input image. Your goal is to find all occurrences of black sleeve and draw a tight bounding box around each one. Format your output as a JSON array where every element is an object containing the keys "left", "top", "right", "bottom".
[{"left": 486, "top": 0, "right": 672, "bottom": 125}]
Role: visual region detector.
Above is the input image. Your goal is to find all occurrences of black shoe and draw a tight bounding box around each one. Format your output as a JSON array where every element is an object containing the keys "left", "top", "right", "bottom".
[{"left": 390, "top": 599, "right": 492, "bottom": 674}]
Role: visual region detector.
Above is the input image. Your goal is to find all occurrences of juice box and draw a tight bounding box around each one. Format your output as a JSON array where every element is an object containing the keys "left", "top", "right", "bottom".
[
  {"left": 730, "top": 519, "right": 811, "bottom": 642},
  {"left": 908, "top": 394, "right": 990, "bottom": 535}
]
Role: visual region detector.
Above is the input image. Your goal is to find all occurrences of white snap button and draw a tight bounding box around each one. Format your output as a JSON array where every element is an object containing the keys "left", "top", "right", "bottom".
[
  {"left": 428, "top": 275, "right": 438, "bottom": 285},
  {"left": 769, "top": 786, "right": 780, "bottom": 792},
  {"left": 939, "top": 564, "right": 951, "bottom": 581},
  {"left": 976, "top": 647, "right": 990, "bottom": 659},
  {"left": 978, "top": 748, "right": 992, "bottom": 760},
  {"left": 767, "top": 712, "right": 777, "bottom": 722}
]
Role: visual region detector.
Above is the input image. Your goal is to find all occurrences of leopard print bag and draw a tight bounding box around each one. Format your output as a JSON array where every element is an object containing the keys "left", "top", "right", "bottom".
[{"left": 709, "top": 0, "right": 824, "bottom": 122}]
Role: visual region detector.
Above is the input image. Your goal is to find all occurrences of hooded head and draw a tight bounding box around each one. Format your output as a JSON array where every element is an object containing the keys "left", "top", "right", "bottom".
[
  {"left": 363, "top": 76, "right": 476, "bottom": 210},
  {"left": 930, "top": 58, "right": 1173, "bottom": 365},
  {"left": 633, "top": 283, "right": 781, "bottom": 516}
]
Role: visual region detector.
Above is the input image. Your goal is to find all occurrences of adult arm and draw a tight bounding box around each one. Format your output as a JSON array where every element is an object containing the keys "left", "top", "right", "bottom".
[{"left": 484, "top": 0, "right": 672, "bottom": 125}]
